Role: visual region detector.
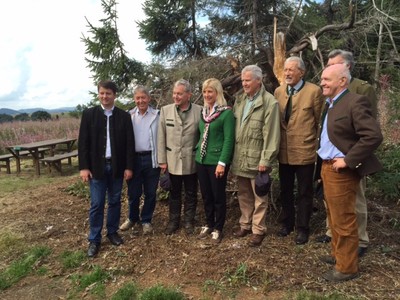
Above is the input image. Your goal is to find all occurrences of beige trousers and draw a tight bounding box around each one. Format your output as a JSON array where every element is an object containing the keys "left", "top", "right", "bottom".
[
  {"left": 237, "top": 176, "right": 268, "bottom": 235},
  {"left": 325, "top": 176, "right": 368, "bottom": 248}
]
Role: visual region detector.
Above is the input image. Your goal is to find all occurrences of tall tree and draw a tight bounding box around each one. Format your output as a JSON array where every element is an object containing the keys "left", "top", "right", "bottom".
[
  {"left": 138, "top": 0, "right": 216, "bottom": 59},
  {"left": 82, "top": 0, "right": 145, "bottom": 104}
]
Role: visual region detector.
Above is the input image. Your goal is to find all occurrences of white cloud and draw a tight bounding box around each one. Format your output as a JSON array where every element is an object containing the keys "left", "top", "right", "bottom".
[{"left": 0, "top": 0, "right": 150, "bottom": 110}]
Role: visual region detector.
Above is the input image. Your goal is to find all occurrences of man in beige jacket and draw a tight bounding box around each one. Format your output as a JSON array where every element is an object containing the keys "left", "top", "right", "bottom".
[
  {"left": 158, "top": 79, "right": 202, "bottom": 235},
  {"left": 274, "top": 56, "right": 324, "bottom": 244}
]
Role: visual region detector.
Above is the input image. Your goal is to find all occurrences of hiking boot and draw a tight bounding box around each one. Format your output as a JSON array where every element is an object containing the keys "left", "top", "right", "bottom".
[
  {"left": 211, "top": 230, "right": 223, "bottom": 244},
  {"left": 142, "top": 223, "right": 153, "bottom": 235},
  {"left": 120, "top": 219, "right": 134, "bottom": 231},
  {"left": 198, "top": 226, "right": 213, "bottom": 239},
  {"left": 319, "top": 255, "right": 336, "bottom": 265}
]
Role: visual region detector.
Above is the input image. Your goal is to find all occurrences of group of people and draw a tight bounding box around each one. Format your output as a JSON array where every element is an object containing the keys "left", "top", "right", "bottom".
[{"left": 78, "top": 49, "right": 383, "bottom": 283}]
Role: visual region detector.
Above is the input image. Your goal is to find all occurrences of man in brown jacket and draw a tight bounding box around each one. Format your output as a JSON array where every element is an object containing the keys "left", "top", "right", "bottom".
[
  {"left": 274, "top": 56, "right": 324, "bottom": 244},
  {"left": 316, "top": 49, "right": 379, "bottom": 258},
  {"left": 318, "top": 64, "right": 382, "bottom": 282}
]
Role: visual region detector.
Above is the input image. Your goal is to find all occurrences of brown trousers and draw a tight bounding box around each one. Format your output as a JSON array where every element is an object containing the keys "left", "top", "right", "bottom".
[
  {"left": 321, "top": 161, "right": 360, "bottom": 274},
  {"left": 237, "top": 176, "right": 268, "bottom": 235}
]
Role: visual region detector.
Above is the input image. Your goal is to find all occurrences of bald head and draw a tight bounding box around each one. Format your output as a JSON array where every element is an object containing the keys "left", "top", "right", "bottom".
[{"left": 320, "top": 64, "right": 351, "bottom": 98}]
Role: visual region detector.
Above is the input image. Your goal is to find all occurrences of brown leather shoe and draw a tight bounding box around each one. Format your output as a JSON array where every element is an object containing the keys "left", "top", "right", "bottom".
[
  {"left": 248, "top": 234, "right": 265, "bottom": 247},
  {"left": 322, "top": 269, "right": 359, "bottom": 282},
  {"left": 233, "top": 228, "right": 251, "bottom": 238}
]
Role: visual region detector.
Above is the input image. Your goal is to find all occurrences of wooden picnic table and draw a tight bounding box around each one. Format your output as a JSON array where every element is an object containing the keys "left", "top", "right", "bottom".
[{"left": 6, "top": 138, "right": 77, "bottom": 175}]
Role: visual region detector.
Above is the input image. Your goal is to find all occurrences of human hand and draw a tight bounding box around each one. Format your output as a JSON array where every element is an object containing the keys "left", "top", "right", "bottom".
[
  {"left": 159, "top": 163, "right": 168, "bottom": 174},
  {"left": 215, "top": 165, "right": 225, "bottom": 178},
  {"left": 80, "top": 169, "right": 92, "bottom": 183},
  {"left": 332, "top": 158, "right": 347, "bottom": 172},
  {"left": 124, "top": 169, "right": 133, "bottom": 180}
]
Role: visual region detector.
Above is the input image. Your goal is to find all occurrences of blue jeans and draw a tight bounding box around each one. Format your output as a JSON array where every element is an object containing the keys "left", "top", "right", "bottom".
[
  {"left": 88, "top": 162, "right": 123, "bottom": 244},
  {"left": 127, "top": 154, "right": 160, "bottom": 224}
]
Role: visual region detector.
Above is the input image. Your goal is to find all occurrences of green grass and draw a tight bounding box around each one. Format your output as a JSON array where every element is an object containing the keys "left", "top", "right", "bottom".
[
  {"left": 111, "top": 282, "right": 139, "bottom": 300},
  {"left": 0, "top": 230, "right": 25, "bottom": 260},
  {"left": 140, "top": 284, "right": 185, "bottom": 300},
  {"left": 0, "top": 245, "right": 51, "bottom": 290},
  {"left": 59, "top": 250, "right": 87, "bottom": 269},
  {"left": 69, "top": 265, "right": 110, "bottom": 298},
  {"left": 0, "top": 173, "right": 67, "bottom": 193}
]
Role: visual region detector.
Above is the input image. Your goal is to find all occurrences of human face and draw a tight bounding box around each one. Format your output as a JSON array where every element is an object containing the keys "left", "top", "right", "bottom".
[
  {"left": 202, "top": 87, "right": 217, "bottom": 108},
  {"left": 241, "top": 71, "right": 261, "bottom": 97},
  {"left": 320, "top": 65, "right": 347, "bottom": 98},
  {"left": 134, "top": 91, "right": 150, "bottom": 114},
  {"left": 327, "top": 55, "right": 350, "bottom": 70},
  {"left": 98, "top": 86, "right": 116, "bottom": 109},
  {"left": 284, "top": 61, "right": 304, "bottom": 87},
  {"left": 173, "top": 84, "right": 192, "bottom": 110}
]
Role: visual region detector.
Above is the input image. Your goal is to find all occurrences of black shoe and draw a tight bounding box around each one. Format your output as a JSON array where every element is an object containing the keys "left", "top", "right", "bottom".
[
  {"left": 164, "top": 222, "right": 179, "bottom": 235},
  {"left": 295, "top": 231, "right": 309, "bottom": 245},
  {"left": 87, "top": 242, "right": 100, "bottom": 257},
  {"left": 315, "top": 234, "right": 331, "bottom": 243},
  {"left": 184, "top": 222, "right": 194, "bottom": 235},
  {"left": 277, "top": 227, "right": 293, "bottom": 237},
  {"left": 107, "top": 232, "right": 123, "bottom": 246},
  {"left": 358, "top": 247, "right": 368, "bottom": 258}
]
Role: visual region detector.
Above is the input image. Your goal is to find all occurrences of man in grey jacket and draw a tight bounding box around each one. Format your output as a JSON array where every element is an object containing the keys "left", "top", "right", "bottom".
[
  {"left": 157, "top": 79, "right": 202, "bottom": 235},
  {"left": 231, "top": 65, "right": 281, "bottom": 247}
]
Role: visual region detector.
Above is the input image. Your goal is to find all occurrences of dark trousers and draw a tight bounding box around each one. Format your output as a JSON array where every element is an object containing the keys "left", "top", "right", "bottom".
[
  {"left": 197, "top": 163, "right": 229, "bottom": 231},
  {"left": 279, "top": 163, "right": 315, "bottom": 232},
  {"left": 127, "top": 154, "right": 160, "bottom": 224},
  {"left": 169, "top": 173, "right": 198, "bottom": 224}
]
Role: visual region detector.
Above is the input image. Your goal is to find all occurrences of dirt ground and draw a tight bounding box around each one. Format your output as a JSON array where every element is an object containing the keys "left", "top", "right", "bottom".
[{"left": 0, "top": 173, "right": 399, "bottom": 300}]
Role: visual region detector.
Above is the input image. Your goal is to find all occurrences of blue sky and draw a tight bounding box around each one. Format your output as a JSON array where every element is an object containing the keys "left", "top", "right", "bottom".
[{"left": 0, "top": 0, "right": 151, "bottom": 110}]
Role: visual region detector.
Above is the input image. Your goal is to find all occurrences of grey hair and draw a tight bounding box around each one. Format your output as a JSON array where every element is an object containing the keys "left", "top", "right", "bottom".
[
  {"left": 328, "top": 49, "right": 355, "bottom": 71},
  {"left": 174, "top": 79, "right": 192, "bottom": 93},
  {"left": 133, "top": 85, "right": 151, "bottom": 98},
  {"left": 285, "top": 56, "right": 305, "bottom": 71},
  {"left": 241, "top": 65, "right": 263, "bottom": 80}
]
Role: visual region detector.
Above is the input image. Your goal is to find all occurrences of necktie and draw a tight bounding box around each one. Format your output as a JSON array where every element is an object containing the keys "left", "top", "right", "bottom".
[{"left": 285, "top": 87, "right": 295, "bottom": 123}]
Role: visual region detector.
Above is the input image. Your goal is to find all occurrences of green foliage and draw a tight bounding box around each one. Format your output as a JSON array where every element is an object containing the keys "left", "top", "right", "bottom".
[
  {"left": 14, "top": 113, "right": 30, "bottom": 122},
  {"left": 368, "top": 143, "right": 400, "bottom": 201},
  {"left": 0, "top": 246, "right": 51, "bottom": 290},
  {"left": 138, "top": 0, "right": 215, "bottom": 59},
  {"left": 82, "top": 0, "right": 146, "bottom": 103},
  {"left": 111, "top": 282, "right": 139, "bottom": 300},
  {"left": 0, "top": 114, "right": 13, "bottom": 123},
  {"left": 60, "top": 250, "right": 87, "bottom": 269},
  {"left": 31, "top": 110, "right": 52, "bottom": 121},
  {"left": 140, "top": 284, "right": 185, "bottom": 300},
  {"left": 64, "top": 179, "right": 90, "bottom": 200}
]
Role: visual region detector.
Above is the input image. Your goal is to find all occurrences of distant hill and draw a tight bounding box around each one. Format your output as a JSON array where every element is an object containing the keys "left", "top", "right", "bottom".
[{"left": 0, "top": 107, "right": 75, "bottom": 115}]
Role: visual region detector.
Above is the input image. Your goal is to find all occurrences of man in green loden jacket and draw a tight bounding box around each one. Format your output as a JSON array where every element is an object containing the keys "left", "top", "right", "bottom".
[{"left": 231, "top": 65, "right": 281, "bottom": 247}]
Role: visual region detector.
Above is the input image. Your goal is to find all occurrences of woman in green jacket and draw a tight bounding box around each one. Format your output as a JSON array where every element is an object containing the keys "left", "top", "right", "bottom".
[{"left": 195, "top": 78, "right": 235, "bottom": 243}]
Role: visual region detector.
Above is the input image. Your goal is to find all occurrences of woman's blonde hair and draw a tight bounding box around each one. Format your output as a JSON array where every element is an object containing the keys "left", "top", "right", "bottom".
[{"left": 202, "top": 78, "right": 227, "bottom": 107}]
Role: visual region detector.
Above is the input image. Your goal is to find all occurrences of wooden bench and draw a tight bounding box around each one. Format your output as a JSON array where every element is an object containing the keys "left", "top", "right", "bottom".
[
  {"left": 40, "top": 150, "right": 78, "bottom": 174},
  {"left": 0, "top": 148, "right": 50, "bottom": 174}
]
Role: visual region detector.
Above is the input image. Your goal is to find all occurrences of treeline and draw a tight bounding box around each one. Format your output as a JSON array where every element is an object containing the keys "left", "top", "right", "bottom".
[{"left": 0, "top": 111, "right": 58, "bottom": 123}]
